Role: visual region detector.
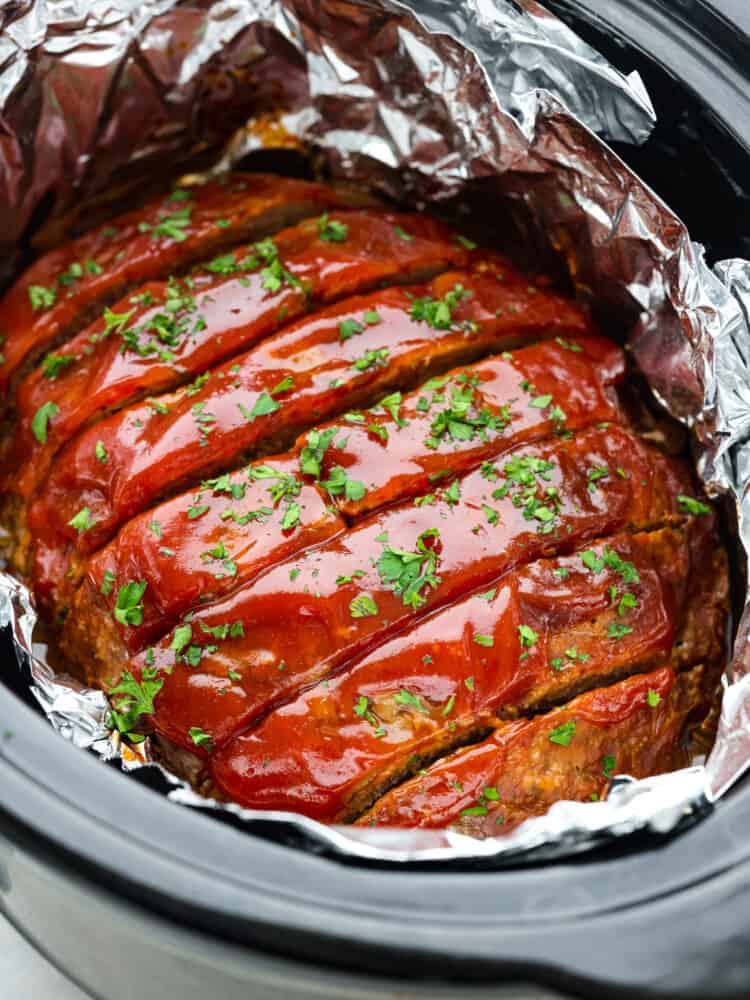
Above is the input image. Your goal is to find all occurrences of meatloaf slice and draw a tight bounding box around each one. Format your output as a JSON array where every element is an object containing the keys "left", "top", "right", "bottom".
[
  {"left": 297, "top": 334, "right": 625, "bottom": 518},
  {"left": 27, "top": 268, "right": 595, "bottom": 608},
  {"left": 62, "top": 454, "right": 344, "bottom": 659},
  {"left": 207, "top": 528, "right": 725, "bottom": 820},
  {"left": 4, "top": 209, "right": 470, "bottom": 503},
  {"left": 0, "top": 174, "right": 372, "bottom": 400},
  {"left": 356, "top": 665, "right": 711, "bottom": 834},
  {"left": 101, "top": 427, "right": 702, "bottom": 754},
  {"left": 62, "top": 334, "right": 623, "bottom": 662}
]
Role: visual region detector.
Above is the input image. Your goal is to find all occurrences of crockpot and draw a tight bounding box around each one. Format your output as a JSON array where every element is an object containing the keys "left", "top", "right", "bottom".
[{"left": 2, "top": 2, "right": 750, "bottom": 997}]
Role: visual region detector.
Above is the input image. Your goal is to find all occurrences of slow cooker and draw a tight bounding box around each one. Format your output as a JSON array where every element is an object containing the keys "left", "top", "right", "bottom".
[{"left": 1, "top": 1, "right": 750, "bottom": 997}]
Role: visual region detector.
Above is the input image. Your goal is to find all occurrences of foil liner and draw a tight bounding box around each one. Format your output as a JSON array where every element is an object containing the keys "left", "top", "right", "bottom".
[{"left": 1, "top": 0, "right": 750, "bottom": 864}]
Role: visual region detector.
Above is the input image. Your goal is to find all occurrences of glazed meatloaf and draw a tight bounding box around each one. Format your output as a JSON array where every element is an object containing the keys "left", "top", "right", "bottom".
[{"left": 0, "top": 172, "right": 728, "bottom": 836}]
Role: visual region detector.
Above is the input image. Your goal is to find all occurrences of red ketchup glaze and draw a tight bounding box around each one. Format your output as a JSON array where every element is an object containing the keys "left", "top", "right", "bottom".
[
  {"left": 575, "top": 666, "right": 675, "bottom": 725},
  {"left": 207, "top": 536, "right": 678, "bottom": 819},
  {"left": 6, "top": 211, "right": 469, "bottom": 500},
  {"left": 0, "top": 174, "right": 353, "bottom": 396},
  {"left": 76, "top": 454, "right": 345, "bottom": 650},
  {"left": 132, "top": 426, "right": 690, "bottom": 754},
  {"left": 356, "top": 667, "right": 682, "bottom": 832},
  {"left": 28, "top": 268, "right": 595, "bottom": 607},
  {"left": 300, "top": 334, "right": 625, "bottom": 518}
]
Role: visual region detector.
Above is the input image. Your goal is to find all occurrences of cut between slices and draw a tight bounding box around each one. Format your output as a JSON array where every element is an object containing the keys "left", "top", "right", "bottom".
[
  {"left": 356, "top": 665, "right": 712, "bottom": 834},
  {"left": 3, "top": 210, "right": 470, "bottom": 503},
  {"left": 62, "top": 454, "right": 344, "bottom": 660},
  {"left": 99, "top": 427, "right": 702, "bottom": 754},
  {"left": 207, "top": 528, "right": 725, "bottom": 820},
  {"left": 297, "top": 334, "right": 625, "bottom": 518},
  {"left": 27, "top": 268, "right": 594, "bottom": 608},
  {"left": 0, "top": 174, "right": 372, "bottom": 400},
  {"left": 63, "top": 334, "right": 623, "bottom": 663}
]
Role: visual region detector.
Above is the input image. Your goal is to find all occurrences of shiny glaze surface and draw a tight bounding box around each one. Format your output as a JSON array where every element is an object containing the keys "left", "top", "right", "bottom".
[
  {"left": 0, "top": 173, "right": 352, "bottom": 394},
  {"left": 29, "top": 268, "right": 594, "bottom": 606},
  {"left": 357, "top": 666, "right": 704, "bottom": 835},
  {"left": 63, "top": 336, "right": 623, "bottom": 666},
  {"left": 300, "top": 335, "right": 625, "bottom": 518},
  {"left": 70, "top": 455, "right": 344, "bottom": 651},
  {"left": 6, "top": 211, "right": 468, "bottom": 499},
  {"left": 208, "top": 531, "right": 697, "bottom": 819},
  {"left": 134, "top": 426, "right": 694, "bottom": 753}
]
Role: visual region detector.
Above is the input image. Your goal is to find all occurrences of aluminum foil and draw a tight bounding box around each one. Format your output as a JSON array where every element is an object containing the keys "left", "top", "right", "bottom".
[{"left": 1, "top": 0, "right": 750, "bottom": 865}]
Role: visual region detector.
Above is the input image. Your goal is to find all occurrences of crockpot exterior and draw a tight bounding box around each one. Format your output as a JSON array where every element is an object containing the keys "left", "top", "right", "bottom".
[{"left": 1, "top": 2, "right": 750, "bottom": 997}]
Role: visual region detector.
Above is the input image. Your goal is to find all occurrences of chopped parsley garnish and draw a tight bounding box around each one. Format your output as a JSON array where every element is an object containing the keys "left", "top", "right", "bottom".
[
  {"left": 442, "top": 694, "right": 456, "bottom": 717},
  {"left": 455, "top": 234, "right": 477, "bottom": 250},
  {"left": 171, "top": 624, "right": 192, "bottom": 654},
  {"left": 149, "top": 203, "right": 193, "bottom": 242},
  {"left": 281, "top": 502, "right": 301, "bottom": 530},
  {"left": 113, "top": 581, "right": 147, "bottom": 627},
  {"left": 424, "top": 380, "right": 510, "bottom": 450},
  {"left": 473, "top": 634, "right": 494, "bottom": 647},
  {"left": 548, "top": 720, "right": 576, "bottom": 746},
  {"left": 317, "top": 214, "right": 349, "bottom": 242},
  {"left": 393, "top": 225, "right": 413, "bottom": 241},
  {"left": 31, "top": 401, "right": 59, "bottom": 444},
  {"left": 647, "top": 688, "right": 662, "bottom": 708},
  {"left": 338, "top": 318, "right": 364, "bottom": 341},
  {"left": 491, "top": 454, "right": 560, "bottom": 533},
  {"left": 100, "top": 569, "right": 115, "bottom": 596},
  {"left": 409, "top": 283, "right": 471, "bottom": 330},
  {"left": 607, "top": 622, "right": 634, "bottom": 640},
  {"left": 353, "top": 695, "right": 386, "bottom": 736},
  {"left": 204, "top": 252, "right": 239, "bottom": 275},
  {"left": 529, "top": 394, "right": 553, "bottom": 409},
  {"left": 320, "top": 465, "right": 366, "bottom": 502},
  {"left": 394, "top": 689, "right": 428, "bottom": 712},
  {"left": 555, "top": 337, "right": 582, "bottom": 352},
  {"left": 68, "top": 507, "right": 95, "bottom": 534},
  {"left": 587, "top": 466, "right": 609, "bottom": 491},
  {"left": 41, "top": 352, "right": 76, "bottom": 379},
  {"left": 28, "top": 284, "right": 57, "bottom": 311},
  {"left": 460, "top": 805, "right": 488, "bottom": 818},
  {"left": 677, "top": 495, "right": 712, "bottom": 516},
  {"left": 299, "top": 428, "right": 336, "bottom": 479},
  {"left": 352, "top": 347, "right": 389, "bottom": 372},
  {"left": 518, "top": 624, "right": 538, "bottom": 647},
  {"left": 580, "top": 547, "right": 640, "bottom": 584},
  {"left": 602, "top": 754, "right": 616, "bottom": 778},
  {"left": 349, "top": 594, "right": 378, "bottom": 618},
  {"left": 188, "top": 727, "right": 214, "bottom": 751},
  {"left": 108, "top": 669, "right": 163, "bottom": 742},
  {"left": 377, "top": 528, "right": 441, "bottom": 608},
  {"left": 95, "top": 440, "right": 108, "bottom": 464},
  {"left": 238, "top": 390, "right": 280, "bottom": 422}
]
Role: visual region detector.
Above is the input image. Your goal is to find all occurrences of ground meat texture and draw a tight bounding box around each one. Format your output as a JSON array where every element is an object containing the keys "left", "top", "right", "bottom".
[
  {"left": 207, "top": 528, "right": 724, "bottom": 820},
  {"left": 114, "top": 427, "right": 700, "bottom": 755},
  {"left": 356, "top": 665, "right": 710, "bottom": 834},
  {"left": 297, "top": 334, "right": 626, "bottom": 518},
  {"left": 61, "top": 336, "right": 623, "bottom": 677},
  {"left": 27, "top": 267, "right": 595, "bottom": 610},
  {"left": 61, "top": 454, "right": 345, "bottom": 669},
  {"left": 3, "top": 209, "right": 470, "bottom": 504},
  {"left": 0, "top": 175, "right": 728, "bottom": 830},
  {"left": 0, "top": 173, "right": 373, "bottom": 401}
]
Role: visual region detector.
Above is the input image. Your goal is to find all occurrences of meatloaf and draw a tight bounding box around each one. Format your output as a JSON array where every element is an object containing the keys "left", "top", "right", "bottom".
[{"left": 0, "top": 172, "right": 728, "bottom": 836}]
